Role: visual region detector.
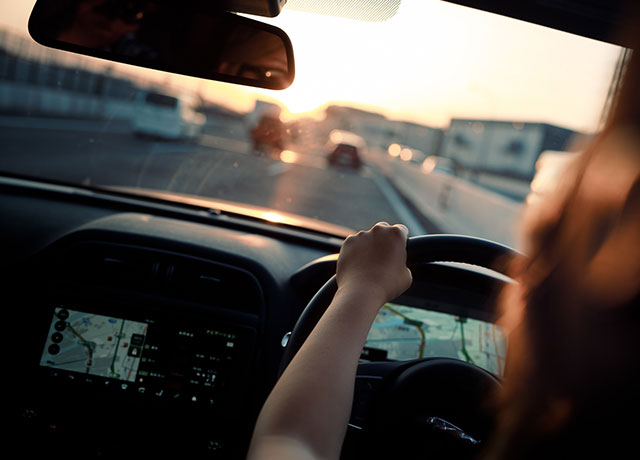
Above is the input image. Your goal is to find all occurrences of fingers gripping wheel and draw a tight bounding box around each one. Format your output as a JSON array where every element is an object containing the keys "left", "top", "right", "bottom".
[{"left": 279, "top": 234, "right": 521, "bottom": 458}]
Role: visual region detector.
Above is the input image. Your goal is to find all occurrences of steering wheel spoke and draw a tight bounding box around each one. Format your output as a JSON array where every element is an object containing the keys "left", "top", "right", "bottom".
[{"left": 349, "top": 361, "right": 403, "bottom": 429}]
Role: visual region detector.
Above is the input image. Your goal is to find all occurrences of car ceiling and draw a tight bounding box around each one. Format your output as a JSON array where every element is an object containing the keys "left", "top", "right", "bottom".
[{"left": 441, "top": 1, "right": 629, "bottom": 47}]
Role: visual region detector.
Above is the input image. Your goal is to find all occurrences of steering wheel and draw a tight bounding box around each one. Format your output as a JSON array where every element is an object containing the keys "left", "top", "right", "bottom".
[{"left": 280, "top": 234, "right": 522, "bottom": 459}]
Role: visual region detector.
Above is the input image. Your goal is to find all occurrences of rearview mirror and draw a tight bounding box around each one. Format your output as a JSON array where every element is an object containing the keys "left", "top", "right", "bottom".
[{"left": 28, "top": 0, "right": 295, "bottom": 90}]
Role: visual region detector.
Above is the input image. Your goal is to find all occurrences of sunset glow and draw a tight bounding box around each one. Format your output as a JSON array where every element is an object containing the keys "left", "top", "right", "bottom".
[
  {"left": 3, "top": 0, "right": 623, "bottom": 133},
  {"left": 251, "top": 0, "right": 621, "bottom": 132}
]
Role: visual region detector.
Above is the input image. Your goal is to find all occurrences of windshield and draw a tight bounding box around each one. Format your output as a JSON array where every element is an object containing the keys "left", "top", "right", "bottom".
[{"left": 0, "top": 0, "right": 624, "bottom": 246}]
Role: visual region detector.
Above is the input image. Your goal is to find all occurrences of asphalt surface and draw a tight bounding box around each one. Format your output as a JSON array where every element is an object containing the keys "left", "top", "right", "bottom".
[{"left": 0, "top": 114, "right": 421, "bottom": 233}]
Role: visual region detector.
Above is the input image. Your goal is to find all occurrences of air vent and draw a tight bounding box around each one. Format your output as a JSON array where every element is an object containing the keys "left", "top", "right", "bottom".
[{"left": 59, "top": 242, "right": 263, "bottom": 314}]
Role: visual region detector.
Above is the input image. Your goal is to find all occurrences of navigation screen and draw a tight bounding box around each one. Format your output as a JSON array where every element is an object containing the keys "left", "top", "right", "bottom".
[
  {"left": 364, "top": 303, "right": 507, "bottom": 376},
  {"left": 40, "top": 307, "right": 148, "bottom": 382},
  {"left": 39, "top": 305, "right": 251, "bottom": 408}
]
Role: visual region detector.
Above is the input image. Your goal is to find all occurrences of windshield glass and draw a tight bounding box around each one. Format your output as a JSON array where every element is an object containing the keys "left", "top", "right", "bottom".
[{"left": 0, "top": 0, "right": 624, "bottom": 246}]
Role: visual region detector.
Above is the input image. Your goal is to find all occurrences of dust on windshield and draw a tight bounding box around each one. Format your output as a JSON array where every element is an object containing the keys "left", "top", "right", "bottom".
[{"left": 0, "top": 0, "right": 624, "bottom": 246}]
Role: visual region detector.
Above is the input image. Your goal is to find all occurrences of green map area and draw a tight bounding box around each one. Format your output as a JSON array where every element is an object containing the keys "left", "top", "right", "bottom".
[
  {"left": 365, "top": 303, "right": 507, "bottom": 376},
  {"left": 41, "top": 308, "right": 148, "bottom": 382}
]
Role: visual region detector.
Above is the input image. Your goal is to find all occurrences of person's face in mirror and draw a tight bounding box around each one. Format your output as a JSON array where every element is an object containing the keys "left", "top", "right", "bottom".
[
  {"left": 183, "top": 13, "right": 291, "bottom": 86},
  {"left": 217, "top": 28, "right": 290, "bottom": 86},
  {"left": 58, "top": 0, "right": 141, "bottom": 49},
  {"left": 49, "top": 0, "right": 292, "bottom": 88}
]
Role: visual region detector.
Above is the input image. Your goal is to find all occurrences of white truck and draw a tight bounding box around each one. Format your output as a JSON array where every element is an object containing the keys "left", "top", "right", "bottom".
[{"left": 132, "top": 90, "right": 205, "bottom": 140}]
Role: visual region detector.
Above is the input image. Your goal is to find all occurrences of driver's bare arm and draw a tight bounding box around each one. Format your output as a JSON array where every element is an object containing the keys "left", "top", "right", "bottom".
[{"left": 247, "top": 222, "right": 412, "bottom": 460}]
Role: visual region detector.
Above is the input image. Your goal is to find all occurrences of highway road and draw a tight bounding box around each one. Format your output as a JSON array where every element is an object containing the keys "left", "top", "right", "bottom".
[{"left": 0, "top": 114, "right": 425, "bottom": 234}]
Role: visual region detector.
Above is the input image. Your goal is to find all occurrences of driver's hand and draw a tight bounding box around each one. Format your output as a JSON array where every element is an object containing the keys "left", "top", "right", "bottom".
[{"left": 336, "top": 222, "right": 412, "bottom": 306}]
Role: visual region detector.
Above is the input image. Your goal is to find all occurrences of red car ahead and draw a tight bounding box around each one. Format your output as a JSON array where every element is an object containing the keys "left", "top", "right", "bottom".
[{"left": 327, "top": 142, "right": 362, "bottom": 170}]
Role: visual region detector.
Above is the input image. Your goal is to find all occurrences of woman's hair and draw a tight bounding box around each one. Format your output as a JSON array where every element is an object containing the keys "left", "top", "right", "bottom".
[{"left": 485, "top": 4, "right": 640, "bottom": 458}]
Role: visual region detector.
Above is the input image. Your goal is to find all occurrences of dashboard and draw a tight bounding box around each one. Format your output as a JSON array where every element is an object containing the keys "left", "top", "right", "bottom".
[{"left": 4, "top": 176, "right": 509, "bottom": 459}]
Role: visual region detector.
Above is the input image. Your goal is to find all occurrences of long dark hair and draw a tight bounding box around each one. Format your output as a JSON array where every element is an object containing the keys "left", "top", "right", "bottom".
[{"left": 484, "top": 3, "right": 640, "bottom": 458}]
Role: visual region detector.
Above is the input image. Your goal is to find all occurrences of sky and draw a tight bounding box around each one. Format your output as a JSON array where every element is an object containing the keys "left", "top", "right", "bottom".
[{"left": 0, "top": 0, "right": 623, "bottom": 132}]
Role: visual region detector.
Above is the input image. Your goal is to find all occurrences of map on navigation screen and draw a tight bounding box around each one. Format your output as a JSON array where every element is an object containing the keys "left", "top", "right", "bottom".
[
  {"left": 364, "top": 303, "right": 507, "bottom": 376},
  {"left": 40, "top": 307, "right": 148, "bottom": 382}
]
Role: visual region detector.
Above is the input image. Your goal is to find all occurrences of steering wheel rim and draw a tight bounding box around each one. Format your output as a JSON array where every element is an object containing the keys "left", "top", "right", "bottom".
[
  {"left": 280, "top": 234, "right": 521, "bottom": 373},
  {"left": 278, "top": 234, "right": 522, "bottom": 458}
]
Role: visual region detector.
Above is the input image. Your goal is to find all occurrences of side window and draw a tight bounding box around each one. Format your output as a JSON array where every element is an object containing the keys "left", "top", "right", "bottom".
[
  {"left": 61, "top": 68, "right": 75, "bottom": 91},
  {"left": 505, "top": 140, "right": 524, "bottom": 155},
  {"left": 0, "top": 51, "right": 16, "bottom": 81}
]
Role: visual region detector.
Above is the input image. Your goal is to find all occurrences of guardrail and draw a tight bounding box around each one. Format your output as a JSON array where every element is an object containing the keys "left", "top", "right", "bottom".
[
  {"left": 369, "top": 151, "right": 524, "bottom": 249},
  {"left": 0, "top": 81, "right": 137, "bottom": 120}
]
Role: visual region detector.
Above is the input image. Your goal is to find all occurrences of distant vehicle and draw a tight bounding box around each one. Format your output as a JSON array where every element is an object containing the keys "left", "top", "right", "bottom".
[
  {"left": 326, "top": 130, "right": 365, "bottom": 170},
  {"left": 327, "top": 142, "right": 362, "bottom": 169},
  {"left": 246, "top": 100, "right": 282, "bottom": 128},
  {"left": 132, "top": 90, "right": 206, "bottom": 140},
  {"left": 406, "top": 149, "right": 426, "bottom": 164},
  {"left": 388, "top": 143, "right": 425, "bottom": 164},
  {"left": 421, "top": 155, "right": 456, "bottom": 175},
  {"left": 251, "top": 114, "right": 287, "bottom": 157}
]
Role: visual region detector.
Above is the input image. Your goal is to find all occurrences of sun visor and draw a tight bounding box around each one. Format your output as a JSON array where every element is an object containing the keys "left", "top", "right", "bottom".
[{"left": 285, "top": 0, "right": 401, "bottom": 22}]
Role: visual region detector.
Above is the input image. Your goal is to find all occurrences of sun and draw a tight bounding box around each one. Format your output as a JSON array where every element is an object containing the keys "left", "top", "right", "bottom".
[{"left": 253, "top": 77, "right": 331, "bottom": 120}]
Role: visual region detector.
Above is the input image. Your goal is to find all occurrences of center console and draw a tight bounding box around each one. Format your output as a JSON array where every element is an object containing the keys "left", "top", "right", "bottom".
[
  {"left": 40, "top": 304, "right": 254, "bottom": 410},
  {"left": 13, "top": 238, "right": 264, "bottom": 459}
]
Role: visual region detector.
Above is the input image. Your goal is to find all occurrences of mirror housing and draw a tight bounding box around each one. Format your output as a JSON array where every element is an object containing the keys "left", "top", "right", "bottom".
[
  {"left": 223, "top": 0, "right": 287, "bottom": 17},
  {"left": 28, "top": 0, "right": 295, "bottom": 90}
]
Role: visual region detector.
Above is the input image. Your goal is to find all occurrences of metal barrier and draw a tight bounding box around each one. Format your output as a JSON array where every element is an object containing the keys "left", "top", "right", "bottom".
[{"left": 369, "top": 151, "right": 524, "bottom": 248}]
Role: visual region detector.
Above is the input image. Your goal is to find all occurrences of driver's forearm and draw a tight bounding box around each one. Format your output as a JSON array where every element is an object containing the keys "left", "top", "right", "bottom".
[{"left": 248, "top": 287, "right": 383, "bottom": 460}]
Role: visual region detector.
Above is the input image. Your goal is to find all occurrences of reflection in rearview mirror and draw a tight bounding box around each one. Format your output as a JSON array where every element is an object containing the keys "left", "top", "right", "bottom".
[{"left": 28, "top": 0, "right": 295, "bottom": 90}]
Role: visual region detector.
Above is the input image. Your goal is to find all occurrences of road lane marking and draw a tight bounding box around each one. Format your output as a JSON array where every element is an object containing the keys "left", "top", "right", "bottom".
[{"left": 369, "top": 168, "right": 426, "bottom": 236}]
